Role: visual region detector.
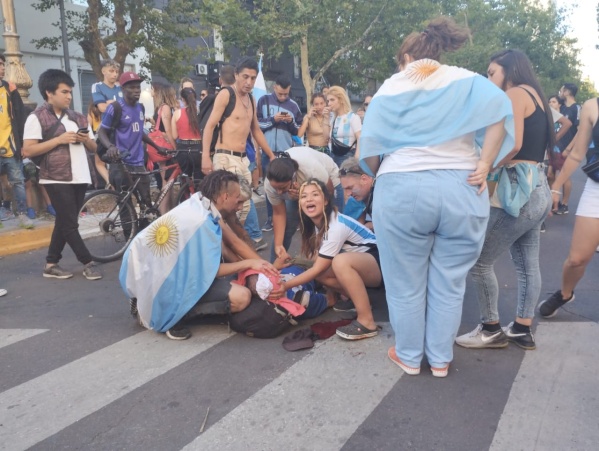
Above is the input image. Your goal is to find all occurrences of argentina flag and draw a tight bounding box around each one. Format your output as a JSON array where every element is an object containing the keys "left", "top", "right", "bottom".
[
  {"left": 359, "top": 59, "right": 515, "bottom": 172},
  {"left": 119, "top": 194, "right": 222, "bottom": 332},
  {"left": 253, "top": 54, "right": 267, "bottom": 101}
]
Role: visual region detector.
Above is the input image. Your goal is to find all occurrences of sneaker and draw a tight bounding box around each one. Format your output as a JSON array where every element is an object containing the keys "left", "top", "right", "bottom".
[
  {"left": 540, "top": 222, "right": 546, "bottom": 233},
  {"left": 17, "top": 213, "right": 34, "bottom": 229},
  {"left": 0, "top": 288, "right": 7, "bottom": 297},
  {"left": 83, "top": 262, "right": 102, "bottom": 280},
  {"left": 46, "top": 204, "right": 57, "bottom": 216},
  {"left": 129, "top": 297, "right": 138, "bottom": 317},
  {"left": 253, "top": 238, "right": 268, "bottom": 251},
  {"left": 0, "top": 206, "right": 14, "bottom": 221},
  {"left": 43, "top": 265, "right": 73, "bottom": 279},
  {"left": 27, "top": 207, "right": 36, "bottom": 220},
  {"left": 261, "top": 218, "right": 273, "bottom": 232},
  {"left": 455, "top": 324, "right": 509, "bottom": 349},
  {"left": 166, "top": 325, "right": 192, "bottom": 340},
  {"left": 333, "top": 298, "right": 356, "bottom": 312},
  {"left": 538, "top": 290, "right": 575, "bottom": 318},
  {"left": 556, "top": 203, "right": 569, "bottom": 215},
  {"left": 502, "top": 322, "right": 536, "bottom": 350}
]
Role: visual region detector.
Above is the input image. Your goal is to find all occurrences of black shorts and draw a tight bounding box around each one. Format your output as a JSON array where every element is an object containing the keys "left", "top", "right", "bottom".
[
  {"left": 366, "top": 246, "right": 384, "bottom": 288},
  {"left": 183, "top": 277, "right": 233, "bottom": 320}
]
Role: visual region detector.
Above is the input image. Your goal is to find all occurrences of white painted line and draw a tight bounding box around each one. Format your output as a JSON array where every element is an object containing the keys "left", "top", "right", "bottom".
[
  {"left": 491, "top": 322, "right": 599, "bottom": 451},
  {"left": 0, "top": 329, "right": 49, "bottom": 350},
  {"left": 0, "top": 326, "right": 232, "bottom": 451},
  {"left": 182, "top": 326, "right": 400, "bottom": 451}
]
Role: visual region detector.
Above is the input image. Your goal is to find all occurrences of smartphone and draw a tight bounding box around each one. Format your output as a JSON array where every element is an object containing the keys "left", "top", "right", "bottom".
[
  {"left": 280, "top": 112, "right": 289, "bottom": 116},
  {"left": 77, "top": 127, "right": 89, "bottom": 134}
]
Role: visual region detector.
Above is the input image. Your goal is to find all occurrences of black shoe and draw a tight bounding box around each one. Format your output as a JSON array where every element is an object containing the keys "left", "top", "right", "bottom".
[
  {"left": 502, "top": 322, "right": 536, "bottom": 350},
  {"left": 556, "top": 203, "right": 569, "bottom": 215},
  {"left": 166, "top": 325, "right": 192, "bottom": 340},
  {"left": 540, "top": 222, "right": 546, "bottom": 233},
  {"left": 333, "top": 298, "right": 356, "bottom": 312},
  {"left": 261, "top": 218, "right": 273, "bottom": 232},
  {"left": 538, "top": 290, "right": 574, "bottom": 318}
]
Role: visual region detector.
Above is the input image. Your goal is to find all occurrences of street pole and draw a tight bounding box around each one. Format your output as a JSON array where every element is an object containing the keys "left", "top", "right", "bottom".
[
  {"left": 58, "top": 0, "right": 71, "bottom": 76},
  {"left": 0, "top": 0, "right": 35, "bottom": 108}
]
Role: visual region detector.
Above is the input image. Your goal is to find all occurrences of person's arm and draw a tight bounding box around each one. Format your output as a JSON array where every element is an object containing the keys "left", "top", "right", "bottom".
[
  {"left": 216, "top": 258, "right": 275, "bottom": 278},
  {"left": 171, "top": 109, "right": 181, "bottom": 141},
  {"left": 201, "top": 89, "right": 230, "bottom": 174},
  {"left": 468, "top": 120, "right": 507, "bottom": 194},
  {"left": 269, "top": 256, "right": 332, "bottom": 298},
  {"left": 160, "top": 105, "right": 176, "bottom": 148},
  {"left": 325, "top": 178, "right": 334, "bottom": 195},
  {"left": 79, "top": 128, "right": 97, "bottom": 153},
  {"left": 555, "top": 116, "right": 572, "bottom": 143},
  {"left": 221, "top": 210, "right": 255, "bottom": 249},
  {"left": 351, "top": 115, "right": 362, "bottom": 159},
  {"left": 271, "top": 201, "right": 289, "bottom": 260},
  {"left": 493, "top": 87, "right": 526, "bottom": 167},
  {"left": 92, "top": 84, "right": 112, "bottom": 113},
  {"left": 354, "top": 130, "right": 361, "bottom": 160},
  {"left": 251, "top": 100, "right": 275, "bottom": 160},
  {"left": 288, "top": 105, "right": 302, "bottom": 135},
  {"left": 296, "top": 112, "right": 311, "bottom": 138},
  {"left": 22, "top": 133, "right": 78, "bottom": 158},
  {"left": 551, "top": 99, "right": 596, "bottom": 208}
]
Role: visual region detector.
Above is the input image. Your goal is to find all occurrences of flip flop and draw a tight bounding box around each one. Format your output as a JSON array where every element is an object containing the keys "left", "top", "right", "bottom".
[{"left": 335, "top": 320, "right": 380, "bottom": 340}]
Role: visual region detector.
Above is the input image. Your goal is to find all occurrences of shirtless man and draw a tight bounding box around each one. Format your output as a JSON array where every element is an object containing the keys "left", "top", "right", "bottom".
[{"left": 201, "top": 58, "right": 275, "bottom": 220}]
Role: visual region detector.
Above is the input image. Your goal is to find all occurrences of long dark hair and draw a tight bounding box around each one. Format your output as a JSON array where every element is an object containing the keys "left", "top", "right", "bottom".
[
  {"left": 299, "top": 179, "right": 337, "bottom": 259},
  {"left": 489, "top": 49, "right": 556, "bottom": 155},
  {"left": 180, "top": 87, "right": 200, "bottom": 135},
  {"left": 397, "top": 17, "right": 469, "bottom": 67}
]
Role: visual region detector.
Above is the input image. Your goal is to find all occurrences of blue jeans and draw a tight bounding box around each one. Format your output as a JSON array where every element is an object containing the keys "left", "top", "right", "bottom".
[
  {"left": 244, "top": 199, "right": 262, "bottom": 241},
  {"left": 269, "top": 199, "right": 300, "bottom": 262},
  {"left": 262, "top": 156, "right": 273, "bottom": 219},
  {"left": 373, "top": 170, "right": 489, "bottom": 368},
  {"left": 471, "top": 167, "right": 551, "bottom": 323},
  {"left": 0, "top": 156, "right": 27, "bottom": 213}
]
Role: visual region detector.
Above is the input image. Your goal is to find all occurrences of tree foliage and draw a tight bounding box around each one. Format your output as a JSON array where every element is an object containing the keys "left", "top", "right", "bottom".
[
  {"left": 202, "top": 0, "right": 587, "bottom": 99},
  {"left": 32, "top": 0, "right": 205, "bottom": 81}
]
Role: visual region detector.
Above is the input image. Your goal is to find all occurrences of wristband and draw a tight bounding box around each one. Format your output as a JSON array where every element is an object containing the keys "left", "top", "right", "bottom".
[{"left": 550, "top": 190, "right": 561, "bottom": 194}]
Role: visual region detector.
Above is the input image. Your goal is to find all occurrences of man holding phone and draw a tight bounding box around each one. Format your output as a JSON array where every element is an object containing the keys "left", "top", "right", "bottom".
[
  {"left": 22, "top": 69, "right": 102, "bottom": 280},
  {"left": 256, "top": 75, "right": 303, "bottom": 231}
]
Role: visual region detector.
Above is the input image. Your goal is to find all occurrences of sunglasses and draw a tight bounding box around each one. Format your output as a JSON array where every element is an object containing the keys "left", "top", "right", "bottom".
[
  {"left": 339, "top": 168, "right": 364, "bottom": 176},
  {"left": 363, "top": 102, "right": 369, "bottom": 106}
]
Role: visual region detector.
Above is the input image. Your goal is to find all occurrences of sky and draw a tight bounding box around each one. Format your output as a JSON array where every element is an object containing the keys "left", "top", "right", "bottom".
[{"left": 559, "top": 0, "right": 599, "bottom": 86}]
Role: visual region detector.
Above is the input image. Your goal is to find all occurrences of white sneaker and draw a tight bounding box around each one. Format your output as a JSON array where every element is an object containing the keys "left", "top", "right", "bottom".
[
  {"left": 17, "top": 213, "right": 34, "bottom": 229},
  {"left": 0, "top": 288, "right": 7, "bottom": 297},
  {"left": 455, "top": 324, "right": 509, "bottom": 349}
]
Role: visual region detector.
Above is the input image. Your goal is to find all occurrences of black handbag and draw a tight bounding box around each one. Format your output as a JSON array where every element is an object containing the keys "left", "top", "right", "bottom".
[
  {"left": 330, "top": 115, "right": 356, "bottom": 156},
  {"left": 582, "top": 151, "right": 599, "bottom": 183},
  {"left": 228, "top": 296, "right": 296, "bottom": 338}
]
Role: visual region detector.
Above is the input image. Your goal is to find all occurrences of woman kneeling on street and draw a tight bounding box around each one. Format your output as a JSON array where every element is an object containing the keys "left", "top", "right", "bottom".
[{"left": 269, "top": 179, "right": 382, "bottom": 340}]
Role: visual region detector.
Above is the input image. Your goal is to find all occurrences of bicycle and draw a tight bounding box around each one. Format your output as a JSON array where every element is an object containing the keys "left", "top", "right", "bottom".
[{"left": 78, "top": 150, "right": 202, "bottom": 262}]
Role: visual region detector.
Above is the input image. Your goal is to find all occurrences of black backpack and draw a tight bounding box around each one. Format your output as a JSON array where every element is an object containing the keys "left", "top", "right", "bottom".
[
  {"left": 198, "top": 86, "right": 254, "bottom": 154},
  {"left": 228, "top": 296, "right": 296, "bottom": 339}
]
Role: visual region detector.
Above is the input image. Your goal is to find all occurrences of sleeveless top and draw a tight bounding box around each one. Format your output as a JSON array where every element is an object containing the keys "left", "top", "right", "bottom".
[
  {"left": 513, "top": 87, "right": 548, "bottom": 162},
  {"left": 306, "top": 114, "right": 329, "bottom": 147},
  {"left": 176, "top": 108, "right": 201, "bottom": 140}
]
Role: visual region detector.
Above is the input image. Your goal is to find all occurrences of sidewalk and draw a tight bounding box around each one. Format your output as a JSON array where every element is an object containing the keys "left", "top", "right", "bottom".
[{"left": 0, "top": 190, "right": 266, "bottom": 258}]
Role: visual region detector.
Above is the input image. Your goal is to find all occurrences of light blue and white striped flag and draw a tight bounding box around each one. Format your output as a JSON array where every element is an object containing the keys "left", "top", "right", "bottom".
[
  {"left": 119, "top": 194, "right": 222, "bottom": 332},
  {"left": 253, "top": 54, "right": 267, "bottom": 101}
]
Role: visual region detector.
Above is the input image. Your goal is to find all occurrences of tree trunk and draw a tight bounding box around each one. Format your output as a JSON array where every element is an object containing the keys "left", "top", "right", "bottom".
[{"left": 299, "top": 31, "right": 313, "bottom": 103}]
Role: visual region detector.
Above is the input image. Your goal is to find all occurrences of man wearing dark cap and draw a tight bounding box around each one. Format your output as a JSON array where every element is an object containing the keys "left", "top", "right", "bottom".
[{"left": 98, "top": 72, "right": 167, "bottom": 208}]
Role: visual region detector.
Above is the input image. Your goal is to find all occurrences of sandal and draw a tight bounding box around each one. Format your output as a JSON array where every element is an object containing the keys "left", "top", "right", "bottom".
[
  {"left": 336, "top": 320, "right": 380, "bottom": 340},
  {"left": 387, "top": 347, "right": 420, "bottom": 375},
  {"left": 430, "top": 364, "right": 449, "bottom": 378}
]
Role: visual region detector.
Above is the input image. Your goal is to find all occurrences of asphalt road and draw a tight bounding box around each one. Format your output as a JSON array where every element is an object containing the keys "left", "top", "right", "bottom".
[{"left": 1, "top": 171, "right": 598, "bottom": 451}]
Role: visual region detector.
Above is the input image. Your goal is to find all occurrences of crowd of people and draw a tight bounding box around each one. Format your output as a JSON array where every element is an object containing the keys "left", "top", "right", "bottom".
[{"left": 1, "top": 16, "right": 598, "bottom": 378}]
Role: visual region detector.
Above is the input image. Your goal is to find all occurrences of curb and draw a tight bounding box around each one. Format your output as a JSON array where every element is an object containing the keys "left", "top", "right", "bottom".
[{"left": 0, "top": 223, "right": 53, "bottom": 257}]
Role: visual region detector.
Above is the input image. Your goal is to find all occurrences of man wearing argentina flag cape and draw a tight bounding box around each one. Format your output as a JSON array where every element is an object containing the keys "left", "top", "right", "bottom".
[
  {"left": 360, "top": 17, "right": 516, "bottom": 377},
  {"left": 120, "top": 170, "right": 277, "bottom": 340}
]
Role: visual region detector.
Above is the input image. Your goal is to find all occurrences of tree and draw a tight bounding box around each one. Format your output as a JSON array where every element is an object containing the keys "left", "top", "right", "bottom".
[{"left": 31, "top": 0, "right": 205, "bottom": 81}]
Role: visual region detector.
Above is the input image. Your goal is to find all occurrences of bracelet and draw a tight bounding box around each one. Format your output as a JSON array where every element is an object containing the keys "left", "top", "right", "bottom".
[{"left": 550, "top": 190, "right": 561, "bottom": 194}]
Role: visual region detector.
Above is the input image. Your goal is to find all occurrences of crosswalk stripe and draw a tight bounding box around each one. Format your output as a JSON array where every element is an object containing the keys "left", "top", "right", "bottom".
[
  {"left": 0, "top": 329, "right": 49, "bottom": 350},
  {"left": 182, "top": 325, "right": 401, "bottom": 451},
  {"left": 491, "top": 322, "right": 599, "bottom": 450},
  {"left": 0, "top": 326, "right": 232, "bottom": 451}
]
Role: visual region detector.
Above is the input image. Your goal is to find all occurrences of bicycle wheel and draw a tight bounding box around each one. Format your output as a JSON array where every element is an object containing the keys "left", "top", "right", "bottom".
[
  {"left": 177, "top": 181, "right": 195, "bottom": 205},
  {"left": 78, "top": 189, "right": 138, "bottom": 262}
]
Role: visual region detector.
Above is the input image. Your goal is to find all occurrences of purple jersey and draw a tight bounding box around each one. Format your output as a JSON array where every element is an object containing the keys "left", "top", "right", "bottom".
[{"left": 101, "top": 99, "right": 145, "bottom": 165}]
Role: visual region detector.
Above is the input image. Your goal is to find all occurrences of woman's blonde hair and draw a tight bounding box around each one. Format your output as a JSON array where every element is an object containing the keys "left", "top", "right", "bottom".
[
  {"left": 327, "top": 86, "right": 352, "bottom": 115},
  {"left": 151, "top": 81, "right": 178, "bottom": 111}
]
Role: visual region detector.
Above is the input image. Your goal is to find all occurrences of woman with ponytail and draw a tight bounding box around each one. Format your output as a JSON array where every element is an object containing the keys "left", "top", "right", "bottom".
[
  {"left": 172, "top": 87, "right": 202, "bottom": 183},
  {"left": 360, "top": 17, "right": 515, "bottom": 377}
]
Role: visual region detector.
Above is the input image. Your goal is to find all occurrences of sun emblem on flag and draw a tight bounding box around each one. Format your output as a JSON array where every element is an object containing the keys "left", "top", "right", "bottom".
[
  {"left": 146, "top": 215, "right": 179, "bottom": 257},
  {"left": 404, "top": 60, "right": 440, "bottom": 83}
]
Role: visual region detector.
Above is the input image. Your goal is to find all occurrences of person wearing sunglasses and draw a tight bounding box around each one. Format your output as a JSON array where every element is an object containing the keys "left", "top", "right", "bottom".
[
  {"left": 357, "top": 96, "right": 373, "bottom": 123},
  {"left": 339, "top": 157, "right": 374, "bottom": 229}
]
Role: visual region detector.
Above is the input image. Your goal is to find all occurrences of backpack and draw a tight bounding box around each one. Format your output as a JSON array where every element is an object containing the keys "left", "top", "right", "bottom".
[
  {"left": 198, "top": 86, "right": 254, "bottom": 154},
  {"left": 228, "top": 296, "right": 296, "bottom": 339},
  {"left": 96, "top": 101, "right": 122, "bottom": 162}
]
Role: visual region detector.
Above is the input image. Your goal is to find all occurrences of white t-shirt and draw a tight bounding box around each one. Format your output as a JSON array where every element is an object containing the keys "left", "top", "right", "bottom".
[
  {"left": 318, "top": 212, "right": 377, "bottom": 259},
  {"left": 378, "top": 132, "right": 479, "bottom": 175},
  {"left": 265, "top": 146, "right": 340, "bottom": 206},
  {"left": 330, "top": 112, "right": 361, "bottom": 146},
  {"left": 24, "top": 113, "right": 93, "bottom": 185}
]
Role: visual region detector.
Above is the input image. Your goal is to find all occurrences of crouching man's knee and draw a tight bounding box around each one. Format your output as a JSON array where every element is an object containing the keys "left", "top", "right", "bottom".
[{"left": 229, "top": 284, "right": 251, "bottom": 313}]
